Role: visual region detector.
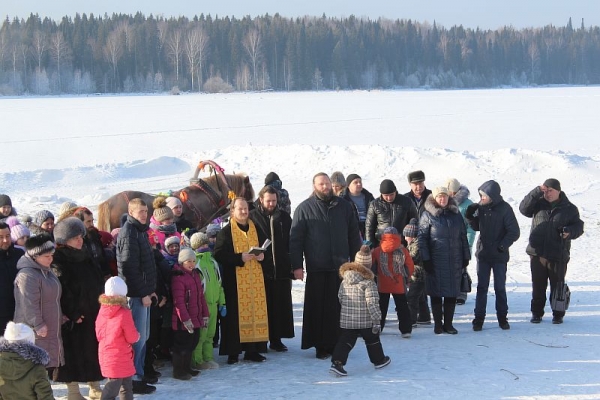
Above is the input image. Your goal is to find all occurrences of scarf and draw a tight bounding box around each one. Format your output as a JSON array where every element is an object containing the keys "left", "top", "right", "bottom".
[
  {"left": 379, "top": 234, "right": 407, "bottom": 280},
  {"left": 230, "top": 220, "right": 269, "bottom": 343}
]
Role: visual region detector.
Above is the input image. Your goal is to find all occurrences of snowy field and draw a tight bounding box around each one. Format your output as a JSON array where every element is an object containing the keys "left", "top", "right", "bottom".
[{"left": 2, "top": 87, "right": 600, "bottom": 399}]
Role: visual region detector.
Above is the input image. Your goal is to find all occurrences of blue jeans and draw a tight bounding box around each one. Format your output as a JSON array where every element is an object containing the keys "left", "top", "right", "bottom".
[
  {"left": 129, "top": 297, "right": 151, "bottom": 380},
  {"left": 474, "top": 261, "right": 508, "bottom": 320}
]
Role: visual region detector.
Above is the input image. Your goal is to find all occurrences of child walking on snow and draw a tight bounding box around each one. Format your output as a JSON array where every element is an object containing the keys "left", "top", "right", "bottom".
[
  {"left": 96, "top": 276, "right": 140, "bottom": 400},
  {"left": 330, "top": 261, "right": 391, "bottom": 376}
]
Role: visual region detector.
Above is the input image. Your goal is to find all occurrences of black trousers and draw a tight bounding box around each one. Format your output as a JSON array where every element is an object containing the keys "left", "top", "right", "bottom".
[
  {"left": 379, "top": 293, "right": 412, "bottom": 334},
  {"left": 530, "top": 256, "right": 568, "bottom": 318},
  {"left": 332, "top": 328, "right": 385, "bottom": 366}
]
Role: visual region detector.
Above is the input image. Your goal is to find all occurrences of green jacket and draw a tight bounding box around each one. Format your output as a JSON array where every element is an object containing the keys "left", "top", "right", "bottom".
[
  {"left": 195, "top": 250, "right": 225, "bottom": 306},
  {"left": 0, "top": 339, "right": 54, "bottom": 400}
]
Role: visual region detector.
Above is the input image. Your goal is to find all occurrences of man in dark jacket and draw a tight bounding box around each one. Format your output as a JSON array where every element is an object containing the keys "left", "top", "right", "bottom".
[
  {"left": 365, "top": 179, "right": 418, "bottom": 248},
  {"left": 290, "top": 173, "right": 362, "bottom": 359},
  {"left": 117, "top": 198, "right": 157, "bottom": 394},
  {"left": 519, "top": 179, "right": 584, "bottom": 324},
  {"left": 250, "top": 186, "right": 294, "bottom": 352},
  {"left": 404, "top": 170, "right": 433, "bottom": 325},
  {"left": 466, "top": 181, "right": 520, "bottom": 331},
  {"left": 0, "top": 222, "right": 24, "bottom": 335},
  {"left": 341, "top": 174, "right": 375, "bottom": 239}
]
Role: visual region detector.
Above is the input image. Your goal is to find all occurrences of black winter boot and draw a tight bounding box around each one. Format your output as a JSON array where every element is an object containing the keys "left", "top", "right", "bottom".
[
  {"left": 432, "top": 303, "right": 443, "bottom": 334},
  {"left": 443, "top": 300, "right": 458, "bottom": 334},
  {"left": 172, "top": 352, "right": 192, "bottom": 381}
]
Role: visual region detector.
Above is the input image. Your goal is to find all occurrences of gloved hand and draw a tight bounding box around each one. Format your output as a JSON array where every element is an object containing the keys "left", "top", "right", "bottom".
[
  {"left": 465, "top": 203, "right": 479, "bottom": 219},
  {"left": 372, "top": 324, "right": 381, "bottom": 335},
  {"left": 202, "top": 317, "right": 209, "bottom": 328},
  {"left": 462, "top": 259, "right": 469, "bottom": 269},
  {"left": 183, "top": 319, "right": 194, "bottom": 334},
  {"left": 497, "top": 245, "right": 505, "bottom": 253},
  {"left": 219, "top": 305, "right": 227, "bottom": 317},
  {"left": 423, "top": 260, "right": 434, "bottom": 274}
]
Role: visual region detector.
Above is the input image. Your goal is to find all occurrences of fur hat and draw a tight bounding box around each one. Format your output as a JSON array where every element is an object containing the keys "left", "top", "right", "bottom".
[
  {"left": 432, "top": 187, "right": 450, "bottom": 198},
  {"left": 190, "top": 232, "right": 209, "bottom": 250},
  {"left": 54, "top": 217, "right": 86, "bottom": 245},
  {"left": 32, "top": 210, "right": 54, "bottom": 227},
  {"left": 330, "top": 171, "right": 346, "bottom": 186},
  {"left": 346, "top": 173, "right": 361, "bottom": 187},
  {"left": 58, "top": 201, "right": 78, "bottom": 217},
  {"left": 166, "top": 196, "right": 182, "bottom": 209},
  {"left": 3, "top": 321, "right": 35, "bottom": 344},
  {"left": 354, "top": 245, "right": 372, "bottom": 269},
  {"left": 164, "top": 235, "right": 180, "bottom": 249},
  {"left": 206, "top": 223, "right": 221, "bottom": 238},
  {"left": 403, "top": 218, "right": 419, "bottom": 238},
  {"left": 0, "top": 194, "right": 12, "bottom": 208},
  {"left": 446, "top": 178, "right": 461, "bottom": 193},
  {"left": 178, "top": 248, "right": 197, "bottom": 264},
  {"left": 543, "top": 178, "right": 561, "bottom": 191},
  {"left": 379, "top": 179, "right": 397, "bottom": 194},
  {"left": 407, "top": 170, "right": 425, "bottom": 183},
  {"left": 153, "top": 197, "right": 174, "bottom": 223},
  {"left": 264, "top": 172, "right": 281, "bottom": 185},
  {"left": 10, "top": 223, "right": 30, "bottom": 243},
  {"left": 25, "top": 234, "right": 55, "bottom": 258}
]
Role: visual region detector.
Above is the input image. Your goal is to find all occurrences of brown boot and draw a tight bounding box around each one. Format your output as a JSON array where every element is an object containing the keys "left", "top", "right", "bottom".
[
  {"left": 88, "top": 381, "right": 102, "bottom": 400},
  {"left": 66, "top": 382, "right": 85, "bottom": 400}
]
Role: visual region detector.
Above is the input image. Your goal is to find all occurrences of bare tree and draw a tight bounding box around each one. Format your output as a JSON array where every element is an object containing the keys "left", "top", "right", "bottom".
[
  {"left": 49, "top": 31, "right": 71, "bottom": 92},
  {"left": 184, "top": 27, "right": 208, "bottom": 91},
  {"left": 103, "top": 29, "right": 124, "bottom": 91},
  {"left": 243, "top": 29, "right": 262, "bottom": 90},
  {"left": 31, "top": 30, "right": 47, "bottom": 70},
  {"left": 166, "top": 29, "right": 184, "bottom": 84},
  {"left": 528, "top": 42, "right": 540, "bottom": 82}
]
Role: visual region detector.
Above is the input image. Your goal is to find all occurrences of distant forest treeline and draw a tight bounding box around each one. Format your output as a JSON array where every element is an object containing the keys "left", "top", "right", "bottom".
[{"left": 1, "top": 12, "right": 599, "bottom": 95}]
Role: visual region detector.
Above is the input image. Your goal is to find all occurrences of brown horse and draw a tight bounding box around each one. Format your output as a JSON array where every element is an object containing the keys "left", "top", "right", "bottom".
[{"left": 97, "top": 173, "right": 254, "bottom": 232}]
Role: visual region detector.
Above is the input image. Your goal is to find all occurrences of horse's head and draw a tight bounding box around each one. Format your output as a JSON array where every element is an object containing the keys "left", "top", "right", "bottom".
[{"left": 224, "top": 174, "right": 254, "bottom": 203}]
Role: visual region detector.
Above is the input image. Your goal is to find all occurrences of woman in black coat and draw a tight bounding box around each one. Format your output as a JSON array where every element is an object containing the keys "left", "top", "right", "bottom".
[
  {"left": 418, "top": 187, "right": 470, "bottom": 335},
  {"left": 51, "top": 218, "right": 104, "bottom": 399}
]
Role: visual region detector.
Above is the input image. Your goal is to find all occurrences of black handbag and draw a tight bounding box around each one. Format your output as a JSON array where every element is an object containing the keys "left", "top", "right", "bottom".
[
  {"left": 551, "top": 281, "right": 571, "bottom": 312},
  {"left": 460, "top": 269, "right": 472, "bottom": 293}
]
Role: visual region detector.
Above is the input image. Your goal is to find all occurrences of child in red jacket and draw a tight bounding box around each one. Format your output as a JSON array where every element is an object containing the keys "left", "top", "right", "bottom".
[{"left": 96, "top": 276, "right": 140, "bottom": 400}]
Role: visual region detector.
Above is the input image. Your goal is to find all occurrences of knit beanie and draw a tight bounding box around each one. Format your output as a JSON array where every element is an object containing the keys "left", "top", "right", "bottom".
[
  {"left": 164, "top": 235, "right": 181, "bottom": 249},
  {"left": 446, "top": 178, "right": 461, "bottom": 193},
  {"left": 330, "top": 171, "right": 346, "bottom": 186},
  {"left": 3, "top": 321, "right": 35, "bottom": 344},
  {"left": 346, "top": 174, "right": 361, "bottom": 187},
  {"left": 54, "top": 217, "right": 86, "bottom": 245},
  {"left": 5, "top": 216, "right": 20, "bottom": 229},
  {"left": 407, "top": 170, "right": 425, "bottom": 183},
  {"left": 98, "top": 230, "right": 113, "bottom": 248},
  {"left": 153, "top": 197, "right": 174, "bottom": 222},
  {"left": 379, "top": 179, "right": 397, "bottom": 194},
  {"left": 25, "top": 234, "right": 55, "bottom": 258},
  {"left": 543, "top": 178, "right": 561, "bottom": 191},
  {"left": 178, "top": 248, "right": 197, "bottom": 264},
  {"left": 264, "top": 172, "right": 281, "bottom": 185},
  {"left": 432, "top": 186, "right": 449, "bottom": 198},
  {"left": 166, "top": 196, "right": 182, "bottom": 209},
  {"left": 58, "top": 201, "right": 78, "bottom": 217},
  {"left": 206, "top": 223, "right": 221, "bottom": 238},
  {"left": 32, "top": 210, "right": 54, "bottom": 227},
  {"left": 402, "top": 218, "right": 419, "bottom": 238},
  {"left": 105, "top": 276, "right": 128, "bottom": 297},
  {"left": 10, "top": 224, "right": 30, "bottom": 243},
  {"left": 190, "top": 232, "right": 209, "bottom": 250},
  {"left": 383, "top": 226, "right": 399, "bottom": 236},
  {"left": 354, "top": 245, "right": 372, "bottom": 269},
  {"left": 0, "top": 194, "right": 12, "bottom": 208}
]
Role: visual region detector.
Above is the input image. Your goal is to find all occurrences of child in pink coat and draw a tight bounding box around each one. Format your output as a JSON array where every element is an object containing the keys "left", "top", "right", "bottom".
[{"left": 96, "top": 277, "right": 140, "bottom": 400}]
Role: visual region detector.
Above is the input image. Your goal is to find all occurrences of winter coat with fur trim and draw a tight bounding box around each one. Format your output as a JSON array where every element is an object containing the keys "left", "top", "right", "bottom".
[
  {"left": 418, "top": 196, "right": 471, "bottom": 298},
  {"left": 171, "top": 265, "right": 209, "bottom": 330},
  {"left": 0, "top": 338, "right": 54, "bottom": 400},
  {"left": 338, "top": 262, "right": 381, "bottom": 329},
  {"left": 95, "top": 295, "right": 139, "bottom": 379},
  {"left": 13, "top": 255, "right": 64, "bottom": 368},
  {"left": 0, "top": 244, "right": 23, "bottom": 325}
]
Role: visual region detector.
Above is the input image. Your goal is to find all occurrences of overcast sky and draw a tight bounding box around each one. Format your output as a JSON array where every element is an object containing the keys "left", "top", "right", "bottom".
[{"left": 4, "top": 0, "right": 600, "bottom": 30}]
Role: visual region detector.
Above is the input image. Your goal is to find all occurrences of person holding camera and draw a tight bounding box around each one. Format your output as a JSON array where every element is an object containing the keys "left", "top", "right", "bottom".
[{"left": 519, "top": 179, "right": 584, "bottom": 324}]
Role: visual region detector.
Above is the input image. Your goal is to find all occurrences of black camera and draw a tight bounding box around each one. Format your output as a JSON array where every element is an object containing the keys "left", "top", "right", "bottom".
[{"left": 150, "top": 295, "right": 158, "bottom": 307}]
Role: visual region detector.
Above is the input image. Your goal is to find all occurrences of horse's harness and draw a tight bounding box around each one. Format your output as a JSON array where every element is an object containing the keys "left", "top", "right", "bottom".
[{"left": 177, "top": 178, "right": 229, "bottom": 229}]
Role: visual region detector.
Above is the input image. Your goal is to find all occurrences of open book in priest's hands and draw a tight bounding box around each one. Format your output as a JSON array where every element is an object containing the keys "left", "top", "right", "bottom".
[{"left": 248, "top": 239, "right": 272, "bottom": 256}]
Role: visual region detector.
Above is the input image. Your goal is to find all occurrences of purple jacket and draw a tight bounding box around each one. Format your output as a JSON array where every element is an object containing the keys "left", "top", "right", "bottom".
[{"left": 171, "top": 265, "right": 208, "bottom": 330}]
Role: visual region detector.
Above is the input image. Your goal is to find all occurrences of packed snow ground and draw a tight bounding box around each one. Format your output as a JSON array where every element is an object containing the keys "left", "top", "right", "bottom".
[{"left": 2, "top": 88, "right": 600, "bottom": 399}]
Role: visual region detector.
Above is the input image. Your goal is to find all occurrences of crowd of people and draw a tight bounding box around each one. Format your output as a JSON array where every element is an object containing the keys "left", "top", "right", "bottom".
[{"left": 0, "top": 169, "right": 585, "bottom": 398}]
